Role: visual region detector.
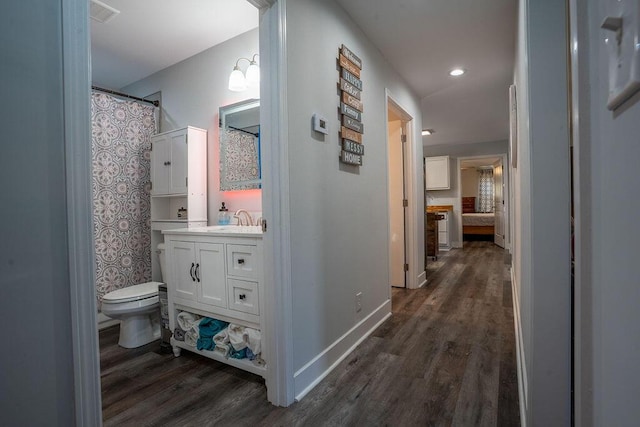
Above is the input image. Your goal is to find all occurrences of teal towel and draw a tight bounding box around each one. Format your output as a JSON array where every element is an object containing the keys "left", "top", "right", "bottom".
[{"left": 197, "top": 318, "right": 229, "bottom": 351}]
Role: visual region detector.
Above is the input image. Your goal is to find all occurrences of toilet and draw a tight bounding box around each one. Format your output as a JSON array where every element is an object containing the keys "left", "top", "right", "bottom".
[{"left": 101, "top": 244, "right": 167, "bottom": 348}]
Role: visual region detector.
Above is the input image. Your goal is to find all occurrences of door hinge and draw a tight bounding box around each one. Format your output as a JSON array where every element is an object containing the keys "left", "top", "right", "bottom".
[
  {"left": 401, "top": 134, "right": 407, "bottom": 143},
  {"left": 403, "top": 199, "right": 408, "bottom": 207},
  {"left": 404, "top": 263, "right": 409, "bottom": 272},
  {"left": 261, "top": 219, "right": 267, "bottom": 233},
  {"left": 185, "top": 177, "right": 188, "bottom": 187},
  {"left": 150, "top": 181, "right": 152, "bottom": 190},
  {"left": 150, "top": 143, "right": 153, "bottom": 151}
]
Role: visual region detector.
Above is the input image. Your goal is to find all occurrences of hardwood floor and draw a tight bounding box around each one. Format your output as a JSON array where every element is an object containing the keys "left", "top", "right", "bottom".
[{"left": 100, "top": 241, "right": 520, "bottom": 426}]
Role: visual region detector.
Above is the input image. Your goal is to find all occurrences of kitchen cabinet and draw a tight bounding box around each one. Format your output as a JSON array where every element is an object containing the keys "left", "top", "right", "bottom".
[{"left": 425, "top": 156, "right": 450, "bottom": 190}]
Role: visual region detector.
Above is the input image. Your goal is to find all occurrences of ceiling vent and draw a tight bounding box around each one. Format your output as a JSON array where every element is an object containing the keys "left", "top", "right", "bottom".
[{"left": 90, "top": 0, "right": 120, "bottom": 24}]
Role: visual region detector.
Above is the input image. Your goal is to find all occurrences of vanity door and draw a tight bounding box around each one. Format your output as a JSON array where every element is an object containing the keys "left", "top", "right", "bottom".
[{"left": 195, "top": 242, "right": 227, "bottom": 308}]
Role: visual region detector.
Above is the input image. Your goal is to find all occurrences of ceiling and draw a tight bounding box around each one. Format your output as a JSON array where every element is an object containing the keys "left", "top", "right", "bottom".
[
  {"left": 90, "top": 0, "right": 259, "bottom": 89},
  {"left": 91, "top": 0, "right": 516, "bottom": 148}
]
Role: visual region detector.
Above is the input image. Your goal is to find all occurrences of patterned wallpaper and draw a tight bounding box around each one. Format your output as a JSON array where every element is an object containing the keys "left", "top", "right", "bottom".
[{"left": 91, "top": 93, "right": 157, "bottom": 306}]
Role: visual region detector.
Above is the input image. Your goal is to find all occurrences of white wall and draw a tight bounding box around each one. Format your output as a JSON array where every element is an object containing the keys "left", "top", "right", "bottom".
[
  {"left": 424, "top": 140, "right": 508, "bottom": 246},
  {"left": 1, "top": 1, "right": 77, "bottom": 424},
  {"left": 513, "top": 0, "right": 572, "bottom": 425},
  {"left": 572, "top": 0, "right": 640, "bottom": 424},
  {"left": 124, "top": 29, "right": 262, "bottom": 223},
  {"left": 283, "top": 0, "right": 423, "bottom": 397}
]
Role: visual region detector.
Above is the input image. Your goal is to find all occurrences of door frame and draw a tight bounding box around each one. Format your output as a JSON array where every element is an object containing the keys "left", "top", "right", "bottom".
[
  {"left": 385, "top": 92, "right": 425, "bottom": 289},
  {"left": 456, "top": 154, "right": 510, "bottom": 250}
]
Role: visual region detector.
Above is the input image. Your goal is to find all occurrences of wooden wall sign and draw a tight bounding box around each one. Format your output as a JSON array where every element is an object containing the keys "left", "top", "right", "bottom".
[{"left": 338, "top": 44, "right": 364, "bottom": 167}]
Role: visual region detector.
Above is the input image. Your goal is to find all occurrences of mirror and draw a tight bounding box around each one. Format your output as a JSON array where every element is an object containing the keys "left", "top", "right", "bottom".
[{"left": 219, "top": 99, "right": 261, "bottom": 191}]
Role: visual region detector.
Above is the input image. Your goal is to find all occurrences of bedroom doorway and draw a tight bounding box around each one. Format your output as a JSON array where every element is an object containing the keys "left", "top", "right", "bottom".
[{"left": 458, "top": 154, "right": 509, "bottom": 249}]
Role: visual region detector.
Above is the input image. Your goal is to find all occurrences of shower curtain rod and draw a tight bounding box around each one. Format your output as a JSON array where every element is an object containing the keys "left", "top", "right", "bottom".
[{"left": 91, "top": 85, "right": 159, "bottom": 107}]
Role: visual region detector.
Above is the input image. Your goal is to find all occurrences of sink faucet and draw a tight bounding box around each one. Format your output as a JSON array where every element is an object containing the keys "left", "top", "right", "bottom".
[{"left": 233, "top": 209, "right": 254, "bottom": 226}]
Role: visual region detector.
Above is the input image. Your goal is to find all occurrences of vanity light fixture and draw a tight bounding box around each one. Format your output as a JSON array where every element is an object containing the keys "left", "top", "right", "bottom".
[
  {"left": 449, "top": 68, "right": 465, "bottom": 77},
  {"left": 228, "top": 54, "right": 260, "bottom": 92},
  {"left": 422, "top": 129, "right": 435, "bottom": 136}
]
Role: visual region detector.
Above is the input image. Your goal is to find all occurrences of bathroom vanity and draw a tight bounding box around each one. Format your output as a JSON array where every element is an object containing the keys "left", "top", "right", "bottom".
[{"left": 162, "top": 226, "right": 266, "bottom": 377}]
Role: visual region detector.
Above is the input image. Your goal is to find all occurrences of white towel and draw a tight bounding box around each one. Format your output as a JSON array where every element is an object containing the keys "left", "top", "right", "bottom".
[
  {"left": 227, "top": 324, "right": 247, "bottom": 351},
  {"left": 213, "top": 343, "right": 230, "bottom": 357},
  {"left": 184, "top": 327, "right": 199, "bottom": 347},
  {"left": 213, "top": 328, "right": 229, "bottom": 346},
  {"left": 227, "top": 324, "right": 261, "bottom": 354},
  {"left": 245, "top": 328, "right": 261, "bottom": 355},
  {"left": 177, "top": 312, "right": 201, "bottom": 332}
]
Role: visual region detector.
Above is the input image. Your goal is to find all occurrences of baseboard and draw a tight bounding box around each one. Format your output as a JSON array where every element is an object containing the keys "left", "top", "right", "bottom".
[
  {"left": 417, "top": 270, "right": 427, "bottom": 288},
  {"left": 293, "top": 299, "right": 392, "bottom": 401},
  {"left": 97, "top": 311, "right": 119, "bottom": 330},
  {"left": 511, "top": 267, "right": 528, "bottom": 427}
]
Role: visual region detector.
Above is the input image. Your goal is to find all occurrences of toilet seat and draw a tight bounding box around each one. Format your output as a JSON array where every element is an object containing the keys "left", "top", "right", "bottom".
[{"left": 103, "top": 281, "right": 163, "bottom": 303}]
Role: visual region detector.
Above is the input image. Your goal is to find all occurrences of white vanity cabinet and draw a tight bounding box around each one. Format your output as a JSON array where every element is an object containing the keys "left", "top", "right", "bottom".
[{"left": 162, "top": 227, "right": 265, "bottom": 377}]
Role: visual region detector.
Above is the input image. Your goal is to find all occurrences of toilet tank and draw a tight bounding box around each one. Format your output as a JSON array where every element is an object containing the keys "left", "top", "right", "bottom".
[{"left": 157, "top": 243, "right": 166, "bottom": 281}]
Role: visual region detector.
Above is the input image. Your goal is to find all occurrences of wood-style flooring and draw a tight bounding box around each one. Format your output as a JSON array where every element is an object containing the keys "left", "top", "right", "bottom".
[{"left": 100, "top": 241, "right": 520, "bottom": 426}]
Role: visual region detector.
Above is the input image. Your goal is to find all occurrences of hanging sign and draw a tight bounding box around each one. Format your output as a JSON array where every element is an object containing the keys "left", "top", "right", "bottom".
[
  {"left": 342, "top": 92, "right": 363, "bottom": 112},
  {"left": 341, "top": 102, "right": 362, "bottom": 121},
  {"left": 341, "top": 126, "right": 362, "bottom": 143},
  {"left": 341, "top": 150, "right": 363, "bottom": 166},
  {"left": 340, "top": 79, "right": 361, "bottom": 100},
  {"left": 338, "top": 44, "right": 364, "bottom": 167},
  {"left": 343, "top": 139, "right": 365, "bottom": 156}
]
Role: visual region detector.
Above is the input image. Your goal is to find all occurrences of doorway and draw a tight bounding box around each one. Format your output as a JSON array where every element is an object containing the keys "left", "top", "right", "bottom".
[
  {"left": 458, "top": 154, "right": 509, "bottom": 249},
  {"left": 387, "top": 100, "right": 413, "bottom": 288}
]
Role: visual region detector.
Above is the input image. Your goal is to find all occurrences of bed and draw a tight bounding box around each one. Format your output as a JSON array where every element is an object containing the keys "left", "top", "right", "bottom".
[{"left": 462, "top": 197, "right": 495, "bottom": 236}]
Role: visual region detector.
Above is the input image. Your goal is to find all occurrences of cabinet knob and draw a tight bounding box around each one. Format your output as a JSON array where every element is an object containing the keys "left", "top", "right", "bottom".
[
  {"left": 237, "top": 259, "right": 245, "bottom": 265},
  {"left": 239, "top": 294, "right": 246, "bottom": 300}
]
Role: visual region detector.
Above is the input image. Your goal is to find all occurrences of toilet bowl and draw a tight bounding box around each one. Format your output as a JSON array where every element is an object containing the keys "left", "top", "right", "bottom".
[{"left": 101, "top": 244, "right": 167, "bottom": 349}]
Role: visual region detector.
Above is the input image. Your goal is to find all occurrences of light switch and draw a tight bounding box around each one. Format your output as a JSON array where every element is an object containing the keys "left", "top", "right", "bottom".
[{"left": 602, "top": 0, "right": 640, "bottom": 110}]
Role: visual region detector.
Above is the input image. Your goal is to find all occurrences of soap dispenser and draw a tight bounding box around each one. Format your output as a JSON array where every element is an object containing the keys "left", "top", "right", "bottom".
[{"left": 218, "top": 202, "right": 230, "bottom": 225}]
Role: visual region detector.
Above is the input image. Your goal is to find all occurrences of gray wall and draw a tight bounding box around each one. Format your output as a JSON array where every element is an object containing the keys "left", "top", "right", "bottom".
[
  {"left": 0, "top": 1, "right": 75, "bottom": 425},
  {"left": 573, "top": 0, "right": 640, "bottom": 424},
  {"left": 513, "top": 0, "right": 572, "bottom": 424},
  {"left": 284, "top": 0, "right": 423, "bottom": 394},
  {"left": 124, "top": 29, "right": 262, "bottom": 222}
]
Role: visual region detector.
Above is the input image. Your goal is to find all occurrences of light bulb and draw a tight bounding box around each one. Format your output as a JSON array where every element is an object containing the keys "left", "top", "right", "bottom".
[
  {"left": 245, "top": 62, "right": 260, "bottom": 88},
  {"left": 228, "top": 66, "right": 247, "bottom": 91}
]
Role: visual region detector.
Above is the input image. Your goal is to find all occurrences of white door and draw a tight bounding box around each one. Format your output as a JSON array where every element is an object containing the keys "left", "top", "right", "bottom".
[
  {"left": 388, "top": 118, "right": 406, "bottom": 287},
  {"left": 170, "top": 241, "right": 197, "bottom": 300},
  {"left": 493, "top": 161, "right": 505, "bottom": 248},
  {"left": 196, "top": 242, "right": 227, "bottom": 307}
]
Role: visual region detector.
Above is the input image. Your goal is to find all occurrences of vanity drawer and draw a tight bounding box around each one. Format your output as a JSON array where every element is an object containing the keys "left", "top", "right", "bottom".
[
  {"left": 227, "top": 278, "right": 259, "bottom": 315},
  {"left": 226, "top": 244, "right": 258, "bottom": 279}
]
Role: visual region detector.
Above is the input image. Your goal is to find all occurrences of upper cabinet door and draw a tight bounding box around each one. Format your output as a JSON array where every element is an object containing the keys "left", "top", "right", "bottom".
[
  {"left": 425, "top": 156, "right": 451, "bottom": 190},
  {"left": 168, "top": 130, "right": 188, "bottom": 194},
  {"left": 151, "top": 135, "right": 171, "bottom": 195}
]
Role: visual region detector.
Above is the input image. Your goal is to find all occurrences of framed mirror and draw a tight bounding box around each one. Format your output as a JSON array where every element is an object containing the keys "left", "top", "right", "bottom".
[{"left": 219, "top": 98, "right": 261, "bottom": 191}]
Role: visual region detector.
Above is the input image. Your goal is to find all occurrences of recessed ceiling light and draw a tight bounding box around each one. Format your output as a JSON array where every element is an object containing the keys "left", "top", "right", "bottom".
[
  {"left": 422, "top": 129, "right": 435, "bottom": 136},
  {"left": 449, "top": 68, "right": 465, "bottom": 77}
]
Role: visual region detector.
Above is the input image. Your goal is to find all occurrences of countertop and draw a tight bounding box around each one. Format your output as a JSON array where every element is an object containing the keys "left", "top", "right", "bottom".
[
  {"left": 162, "top": 225, "right": 263, "bottom": 238},
  {"left": 426, "top": 205, "right": 454, "bottom": 213}
]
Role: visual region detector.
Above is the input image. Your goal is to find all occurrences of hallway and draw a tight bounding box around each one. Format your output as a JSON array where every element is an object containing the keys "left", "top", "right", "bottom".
[{"left": 100, "top": 242, "right": 519, "bottom": 426}]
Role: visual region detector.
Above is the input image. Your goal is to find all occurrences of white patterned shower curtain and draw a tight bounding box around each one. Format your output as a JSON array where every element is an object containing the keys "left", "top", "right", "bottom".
[
  {"left": 91, "top": 92, "right": 157, "bottom": 306},
  {"left": 477, "top": 168, "right": 494, "bottom": 213}
]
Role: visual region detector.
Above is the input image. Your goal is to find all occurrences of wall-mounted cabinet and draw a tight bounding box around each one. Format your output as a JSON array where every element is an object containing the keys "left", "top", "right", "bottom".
[
  {"left": 425, "top": 156, "right": 450, "bottom": 190},
  {"left": 150, "top": 126, "right": 208, "bottom": 281}
]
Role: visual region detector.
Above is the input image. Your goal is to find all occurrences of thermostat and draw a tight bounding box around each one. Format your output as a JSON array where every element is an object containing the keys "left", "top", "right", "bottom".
[{"left": 313, "top": 113, "right": 329, "bottom": 134}]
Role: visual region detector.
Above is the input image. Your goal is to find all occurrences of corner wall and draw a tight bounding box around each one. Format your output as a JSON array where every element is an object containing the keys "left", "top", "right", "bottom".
[
  {"left": 124, "top": 29, "right": 262, "bottom": 223},
  {"left": 283, "top": 0, "right": 423, "bottom": 398}
]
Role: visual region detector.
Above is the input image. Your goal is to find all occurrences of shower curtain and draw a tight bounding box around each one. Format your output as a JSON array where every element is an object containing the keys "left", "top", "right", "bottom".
[{"left": 91, "top": 92, "right": 157, "bottom": 306}]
